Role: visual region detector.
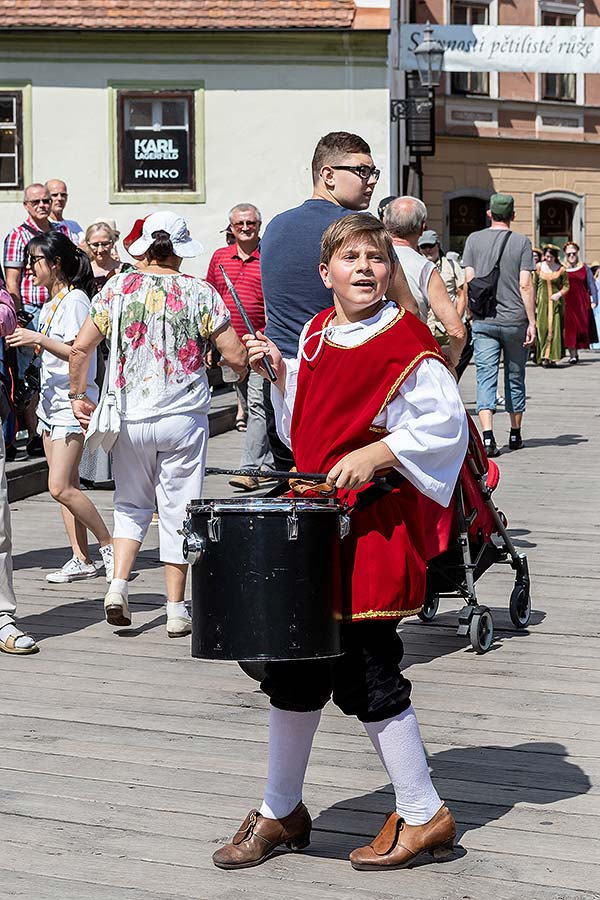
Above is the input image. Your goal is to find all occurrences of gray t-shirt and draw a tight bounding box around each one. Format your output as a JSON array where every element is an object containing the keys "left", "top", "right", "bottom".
[{"left": 462, "top": 228, "right": 534, "bottom": 326}]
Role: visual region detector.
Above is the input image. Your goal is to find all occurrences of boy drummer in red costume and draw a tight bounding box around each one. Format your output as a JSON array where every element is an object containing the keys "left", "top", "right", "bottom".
[{"left": 213, "top": 214, "right": 468, "bottom": 872}]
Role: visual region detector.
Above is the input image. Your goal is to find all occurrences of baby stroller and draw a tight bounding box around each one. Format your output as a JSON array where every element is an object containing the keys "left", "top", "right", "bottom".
[{"left": 420, "top": 417, "right": 531, "bottom": 654}]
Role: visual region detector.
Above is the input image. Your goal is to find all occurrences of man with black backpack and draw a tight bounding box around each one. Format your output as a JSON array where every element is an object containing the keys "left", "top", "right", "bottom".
[{"left": 462, "top": 193, "right": 536, "bottom": 458}]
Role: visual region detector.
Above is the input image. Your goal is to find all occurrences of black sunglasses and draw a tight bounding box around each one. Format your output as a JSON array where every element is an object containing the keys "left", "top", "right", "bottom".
[{"left": 330, "top": 165, "right": 381, "bottom": 183}]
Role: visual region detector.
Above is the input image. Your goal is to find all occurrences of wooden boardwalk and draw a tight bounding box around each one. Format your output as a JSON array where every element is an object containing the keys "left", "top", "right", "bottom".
[{"left": 1, "top": 353, "right": 599, "bottom": 900}]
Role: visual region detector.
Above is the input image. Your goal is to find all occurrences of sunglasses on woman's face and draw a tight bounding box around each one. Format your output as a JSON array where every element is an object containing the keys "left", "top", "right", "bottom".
[
  {"left": 28, "top": 254, "right": 46, "bottom": 267},
  {"left": 88, "top": 240, "right": 113, "bottom": 249}
]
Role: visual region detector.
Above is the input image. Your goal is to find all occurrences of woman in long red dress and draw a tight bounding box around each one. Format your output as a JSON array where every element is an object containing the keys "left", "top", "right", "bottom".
[{"left": 563, "top": 242, "right": 595, "bottom": 364}]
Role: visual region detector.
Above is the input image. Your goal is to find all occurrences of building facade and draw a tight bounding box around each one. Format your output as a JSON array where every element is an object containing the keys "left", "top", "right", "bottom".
[
  {"left": 2, "top": 0, "right": 597, "bottom": 269},
  {"left": 411, "top": 0, "right": 600, "bottom": 258},
  {"left": 0, "top": 1, "right": 390, "bottom": 275}
]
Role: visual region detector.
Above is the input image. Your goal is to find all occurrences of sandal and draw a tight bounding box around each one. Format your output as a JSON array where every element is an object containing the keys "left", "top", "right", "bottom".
[
  {"left": 0, "top": 630, "right": 39, "bottom": 655},
  {"left": 235, "top": 418, "right": 247, "bottom": 432}
]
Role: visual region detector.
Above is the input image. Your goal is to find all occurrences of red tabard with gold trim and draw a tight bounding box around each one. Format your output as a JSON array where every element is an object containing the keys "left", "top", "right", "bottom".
[{"left": 290, "top": 305, "right": 448, "bottom": 622}]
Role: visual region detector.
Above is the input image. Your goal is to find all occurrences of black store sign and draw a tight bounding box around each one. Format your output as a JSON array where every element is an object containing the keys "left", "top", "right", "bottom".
[{"left": 122, "top": 128, "right": 191, "bottom": 189}]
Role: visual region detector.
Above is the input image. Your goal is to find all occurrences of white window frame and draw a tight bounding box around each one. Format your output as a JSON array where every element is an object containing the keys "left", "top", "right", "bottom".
[
  {"left": 536, "top": 1, "right": 584, "bottom": 106},
  {"left": 0, "top": 82, "right": 31, "bottom": 203},
  {"left": 108, "top": 80, "right": 205, "bottom": 205},
  {"left": 444, "top": 0, "right": 498, "bottom": 99}
]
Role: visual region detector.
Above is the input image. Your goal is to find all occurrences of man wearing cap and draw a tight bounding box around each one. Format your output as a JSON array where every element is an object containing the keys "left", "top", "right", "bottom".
[
  {"left": 462, "top": 193, "right": 536, "bottom": 457},
  {"left": 383, "top": 197, "right": 466, "bottom": 371},
  {"left": 206, "top": 203, "right": 274, "bottom": 491}
]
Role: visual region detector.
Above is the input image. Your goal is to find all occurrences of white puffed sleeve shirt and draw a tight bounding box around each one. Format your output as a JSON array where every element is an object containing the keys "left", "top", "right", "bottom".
[{"left": 271, "top": 302, "right": 468, "bottom": 508}]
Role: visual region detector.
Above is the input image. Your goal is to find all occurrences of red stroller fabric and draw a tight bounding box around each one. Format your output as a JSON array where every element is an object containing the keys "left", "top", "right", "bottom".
[{"left": 421, "top": 414, "right": 501, "bottom": 559}]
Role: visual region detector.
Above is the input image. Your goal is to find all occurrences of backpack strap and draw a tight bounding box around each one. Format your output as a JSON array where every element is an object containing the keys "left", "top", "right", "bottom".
[{"left": 494, "top": 231, "right": 512, "bottom": 269}]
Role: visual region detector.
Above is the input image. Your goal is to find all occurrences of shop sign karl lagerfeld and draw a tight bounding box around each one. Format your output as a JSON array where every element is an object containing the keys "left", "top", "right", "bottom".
[
  {"left": 400, "top": 25, "right": 600, "bottom": 73},
  {"left": 122, "top": 130, "right": 191, "bottom": 187}
]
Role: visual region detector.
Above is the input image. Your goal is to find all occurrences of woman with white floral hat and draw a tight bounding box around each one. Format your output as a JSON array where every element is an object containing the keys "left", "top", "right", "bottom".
[{"left": 69, "top": 212, "right": 247, "bottom": 637}]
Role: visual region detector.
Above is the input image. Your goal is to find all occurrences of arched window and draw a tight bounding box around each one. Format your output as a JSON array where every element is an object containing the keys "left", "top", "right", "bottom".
[
  {"left": 447, "top": 195, "right": 489, "bottom": 255},
  {"left": 535, "top": 191, "right": 584, "bottom": 257}
]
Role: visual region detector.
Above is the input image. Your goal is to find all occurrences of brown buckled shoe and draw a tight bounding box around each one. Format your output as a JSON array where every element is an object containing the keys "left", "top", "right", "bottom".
[
  {"left": 350, "top": 804, "right": 456, "bottom": 871},
  {"left": 212, "top": 802, "right": 312, "bottom": 870}
]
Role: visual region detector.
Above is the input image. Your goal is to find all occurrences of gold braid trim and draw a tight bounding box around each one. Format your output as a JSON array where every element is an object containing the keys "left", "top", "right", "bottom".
[
  {"left": 323, "top": 307, "right": 405, "bottom": 349},
  {"left": 350, "top": 605, "right": 423, "bottom": 621},
  {"left": 375, "top": 350, "right": 446, "bottom": 419}
]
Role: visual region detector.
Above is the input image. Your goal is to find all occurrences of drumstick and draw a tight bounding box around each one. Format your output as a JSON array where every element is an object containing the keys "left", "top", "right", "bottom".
[
  {"left": 219, "top": 264, "right": 278, "bottom": 383},
  {"left": 206, "top": 467, "right": 329, "bottom": 482},
  {"left": 205, "top": 467, "right": 388, "bottom": 484}
]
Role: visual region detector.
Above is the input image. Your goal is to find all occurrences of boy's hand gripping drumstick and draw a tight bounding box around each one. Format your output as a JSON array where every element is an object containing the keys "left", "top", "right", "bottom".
[{"left": 219, "top": 264, "right": 277, "bottom": 383}]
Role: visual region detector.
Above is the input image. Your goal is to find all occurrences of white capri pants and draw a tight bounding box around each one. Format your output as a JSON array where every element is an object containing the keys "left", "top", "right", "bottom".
[{"left": 111, "top": 412, "right": 208, "bottom": 564}]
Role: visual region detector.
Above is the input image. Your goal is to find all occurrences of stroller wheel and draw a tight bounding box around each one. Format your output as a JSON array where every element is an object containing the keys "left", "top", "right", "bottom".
[
  {"left": 418, "top": 594, "right": 440, "bottom": 623},
  {"left": 509, "top": 583, "right": 531, "bottom": 628},
  {"left": 469, "top": 607, "right": 494, "bottom": 654}
]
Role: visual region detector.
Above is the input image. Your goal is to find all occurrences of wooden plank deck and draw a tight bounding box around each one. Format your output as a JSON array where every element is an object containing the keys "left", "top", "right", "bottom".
[{"left": 1, "top": 352, "right": 599, "bottom": 899}]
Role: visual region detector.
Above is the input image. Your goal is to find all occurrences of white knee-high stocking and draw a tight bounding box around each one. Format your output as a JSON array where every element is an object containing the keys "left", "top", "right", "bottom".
[
  {"left": 260, "top": 706, "right": 322, "bottom": 820},
  {"left": 363, "top": 704, "right": 443, "bottom": 825}
]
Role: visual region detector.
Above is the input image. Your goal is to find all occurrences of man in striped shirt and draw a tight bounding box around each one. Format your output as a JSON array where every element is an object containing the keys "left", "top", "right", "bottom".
[
  {"left": 3, "top": 183, "right": 68, "bottom": 454},
  {"left": 206, "top": 203, "right": 274, "bottom": 491}
]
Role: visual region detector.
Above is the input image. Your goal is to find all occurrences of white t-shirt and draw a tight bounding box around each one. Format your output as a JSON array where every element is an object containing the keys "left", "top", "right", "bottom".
[
  {"left": 37, "top": 288, "right": 98, "bottom": 426},
  {"left": 393, "top": 244, "right": 435, "bottom": 322}
]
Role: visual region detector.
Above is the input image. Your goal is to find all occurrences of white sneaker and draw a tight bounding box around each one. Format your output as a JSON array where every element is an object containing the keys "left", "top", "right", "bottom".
[
  {"left": 166, "top": 604, "right": 192, "bottom": 638},
  {"left": 46, "top": 556, "right": 98, "bottom": 584},
  {"left": 99, "top": 544, "right": 114, "bottom": 582},
  {"left": 104, "top": 591, "right": 131, "bottom": 627}
]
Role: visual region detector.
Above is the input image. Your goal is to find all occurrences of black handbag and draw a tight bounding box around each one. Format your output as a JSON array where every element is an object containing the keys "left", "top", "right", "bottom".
[{"left": 468, "top": 231, "right": 511, "bottom": 318}]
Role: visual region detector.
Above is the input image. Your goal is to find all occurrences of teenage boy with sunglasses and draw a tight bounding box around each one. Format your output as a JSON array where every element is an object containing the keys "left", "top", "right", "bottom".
[
  {"left": 260, "top": 132, "right": 413, "bottom": 469},
  {"left": 2, "top": 184, "right": 68, "bottom": 457}
]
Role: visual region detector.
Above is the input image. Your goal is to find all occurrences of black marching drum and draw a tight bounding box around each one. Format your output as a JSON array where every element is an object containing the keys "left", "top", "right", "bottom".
[{"left": 182, "top": 497, "right": 350, "bottom": 661}]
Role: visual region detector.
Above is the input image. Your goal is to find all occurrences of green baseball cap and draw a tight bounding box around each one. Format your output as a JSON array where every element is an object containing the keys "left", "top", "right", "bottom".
[{"left": 489, "top": 193, "right": 514, "bottom": 217}]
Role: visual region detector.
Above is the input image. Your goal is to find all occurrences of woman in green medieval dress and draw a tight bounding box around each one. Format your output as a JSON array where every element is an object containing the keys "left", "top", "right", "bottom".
[{"left": 534, "top": 245, "right": 568, "bottom": 367}]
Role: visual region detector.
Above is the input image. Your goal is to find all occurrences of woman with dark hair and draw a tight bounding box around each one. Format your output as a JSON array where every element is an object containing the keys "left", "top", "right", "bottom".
[
  {"left": 534, "top": 244, "right": 568, "bottom": 367},
  {"left": 563, "top": 241, "right": 597, "bottom": 364},
  {"left": 68, "top": 212, "right": 247, "bottom": 638},
  {"left": 6, "top": 231, "right": 114, "bottom": 583}
]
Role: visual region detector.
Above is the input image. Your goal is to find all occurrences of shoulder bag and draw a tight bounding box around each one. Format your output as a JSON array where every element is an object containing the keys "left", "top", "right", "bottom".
[
  {"left": 84, "top": 294, "right": 121, "bottom": 452},
  {"left": 467, "top": 231, "right": 511, "bottom": 318}
]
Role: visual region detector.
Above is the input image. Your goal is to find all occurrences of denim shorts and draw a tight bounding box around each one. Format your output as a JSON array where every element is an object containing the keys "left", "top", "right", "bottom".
[
  {"left": 472, "top": 320, "right": 529, "bottom": 414},
  {"left": 37, "top": 418, "right": 83, "bottom": 441}
]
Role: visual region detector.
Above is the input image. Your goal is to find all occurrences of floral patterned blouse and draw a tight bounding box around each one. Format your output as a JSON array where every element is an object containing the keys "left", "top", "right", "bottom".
[{"left": 90, "top": 271, "right": 230, "bottom": 421}]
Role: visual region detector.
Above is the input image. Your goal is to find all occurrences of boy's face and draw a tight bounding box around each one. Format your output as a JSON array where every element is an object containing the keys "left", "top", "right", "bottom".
[{"left": 319, "top": 237, "right": 391, "bottom": 315}]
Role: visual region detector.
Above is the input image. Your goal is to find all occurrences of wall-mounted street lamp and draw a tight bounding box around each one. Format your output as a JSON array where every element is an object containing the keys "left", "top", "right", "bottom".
[
  {"left": 414, "top": 22, "right": 445, "bottom": 89},
  {"left": 390, "top": 22, "right": 445, "bottom": 121}
]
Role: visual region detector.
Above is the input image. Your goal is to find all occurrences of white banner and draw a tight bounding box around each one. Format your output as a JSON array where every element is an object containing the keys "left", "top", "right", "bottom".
[{"left": 400, "top": 25, "right": 600, "bottom": 73}]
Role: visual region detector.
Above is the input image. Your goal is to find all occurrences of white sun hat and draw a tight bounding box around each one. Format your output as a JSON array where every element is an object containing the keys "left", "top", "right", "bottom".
[{"left": 128, "top": 211, "right": 204, "bottom": 258}]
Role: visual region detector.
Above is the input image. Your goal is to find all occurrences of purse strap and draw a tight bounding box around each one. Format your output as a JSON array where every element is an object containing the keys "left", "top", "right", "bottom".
[{"left": 100, "top": 294, "right": 122, "bottom": 408}]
